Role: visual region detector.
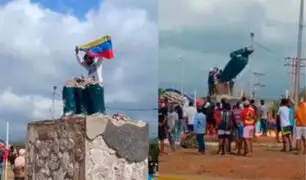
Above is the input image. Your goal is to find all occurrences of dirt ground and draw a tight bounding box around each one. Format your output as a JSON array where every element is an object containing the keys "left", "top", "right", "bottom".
[
  {"left": 159, "top": 137, "right": 306, "bottom": 180},
  {"left": 2, "top": 168, "right": 14, "bottom": 180}
]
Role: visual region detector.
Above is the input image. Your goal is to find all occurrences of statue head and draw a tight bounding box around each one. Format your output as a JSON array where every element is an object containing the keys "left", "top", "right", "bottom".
[{"left": 243, "top": 47, "right": 254, "bottom": 57}]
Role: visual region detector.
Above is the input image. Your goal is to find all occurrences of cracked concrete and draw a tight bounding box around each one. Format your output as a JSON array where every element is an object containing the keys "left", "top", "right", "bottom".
[{"left": 26, "top": 114, "right": 148, "bottom": 180}]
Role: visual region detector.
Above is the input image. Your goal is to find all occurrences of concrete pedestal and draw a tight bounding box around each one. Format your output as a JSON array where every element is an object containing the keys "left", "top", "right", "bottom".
[
  {"left": 25, "top": 115, "right": 149, "bottom": 180},
  {"left": 215, "top": 82, "right": 230, "bottom": 95}
]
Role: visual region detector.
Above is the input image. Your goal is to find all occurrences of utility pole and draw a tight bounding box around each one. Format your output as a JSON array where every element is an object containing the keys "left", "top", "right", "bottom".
[
  {"left": 293, "top": 0, "right": 304, "bottom": 104},
  {"left": 284, "top": 57, "right": 306, "bottom": 98},
  {"left": 248, "top": 32, "right": 255, "bottom": 98},
  {"left": 251, "top": 72, "right": 265, "bottom": 99}
]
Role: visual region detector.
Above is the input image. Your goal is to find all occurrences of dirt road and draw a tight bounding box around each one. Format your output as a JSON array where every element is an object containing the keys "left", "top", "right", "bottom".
[{"left": 159, "top": 138, "right": 305, "bottom": 180}]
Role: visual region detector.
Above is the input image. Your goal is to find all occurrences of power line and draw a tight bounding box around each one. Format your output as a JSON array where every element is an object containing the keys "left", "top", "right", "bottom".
[{"left": 253, "top": 41, "right": 287, "bottom": 59}]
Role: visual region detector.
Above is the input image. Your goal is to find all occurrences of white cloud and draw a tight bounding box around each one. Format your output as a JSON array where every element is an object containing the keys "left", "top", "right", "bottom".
[
  {"left": 258, "top": 0, "right": 300, "bottom": 23},
  {"left": 159, "top": 0, "right": 301, "bottom": 43},
  {"left": 0, "top": 89, "right": 62, "bottom": 120},
  {"left": 0, "top": 87, "right": 137, "bottom": 122},
  {"left": 160, "top": 0, "right": 300, "bottom": 28},
  {"left": 0, "top": 0, "right": 157, "bottom": 139}
]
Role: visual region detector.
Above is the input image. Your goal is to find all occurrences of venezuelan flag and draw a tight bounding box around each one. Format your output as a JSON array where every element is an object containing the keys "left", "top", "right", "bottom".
[{"left": 78, "top": 35, "right": 114, "bottom": 59}]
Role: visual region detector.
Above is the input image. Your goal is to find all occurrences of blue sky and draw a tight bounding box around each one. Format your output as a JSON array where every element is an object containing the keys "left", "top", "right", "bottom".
[
  {"left": 0, "top": 0, "right": 157, "bottom": 141},
  {"left": 30, "top": 0, "right": 101, "bottom": 19}
]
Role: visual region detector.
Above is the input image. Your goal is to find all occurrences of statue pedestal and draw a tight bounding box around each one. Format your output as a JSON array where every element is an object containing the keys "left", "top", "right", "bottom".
[
  {"left": 25, "top": 115, "right": 149, "bottom": 180},
  {"left": 215, "top": 82, "right": 230, "bottom": 95}
]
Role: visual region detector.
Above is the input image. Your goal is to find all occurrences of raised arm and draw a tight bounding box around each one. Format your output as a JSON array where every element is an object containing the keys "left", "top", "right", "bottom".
[
  {"left": 96, "top": 57, "right": 104, "bottom": 67},
  {"left": 75, "top": 47, "right": 89, "bottom": 70}
]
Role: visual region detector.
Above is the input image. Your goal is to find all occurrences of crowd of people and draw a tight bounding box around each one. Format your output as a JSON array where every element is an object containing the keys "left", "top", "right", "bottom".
[
  {"left": 0, "top": 145, "right": 25, "bottom": 180},
  {"left": 158, "top": 96, "right": 306, "bottom": 157}
]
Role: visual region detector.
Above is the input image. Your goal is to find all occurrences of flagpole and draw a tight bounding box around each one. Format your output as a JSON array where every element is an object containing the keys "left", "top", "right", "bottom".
[{"left": 4, "top": 121, "right": 9, "bottom": 180}]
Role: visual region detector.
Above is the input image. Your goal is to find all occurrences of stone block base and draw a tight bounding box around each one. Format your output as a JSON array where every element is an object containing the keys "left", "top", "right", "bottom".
[
  {"left": 215, "top": 82, "right": 229, "bottom": 95},
  {"left": 25, "top": 114, "right": 149, "bottom": 180}
]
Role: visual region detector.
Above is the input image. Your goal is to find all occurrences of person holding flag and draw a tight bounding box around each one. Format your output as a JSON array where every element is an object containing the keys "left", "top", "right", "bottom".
[
  {"left": 74, "top": 35, "right": 114, "bottom": 114},
  {"left": 75, "top": 35, "right": 114, "bottom": 84},
  {"left": 75, "top": 47, "right": 104, "bottom": 84}
]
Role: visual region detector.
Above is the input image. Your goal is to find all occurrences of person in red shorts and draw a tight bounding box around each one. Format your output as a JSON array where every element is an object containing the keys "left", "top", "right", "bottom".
[{"left": 241, "top": 100, "right": 256, "bottom": 157}]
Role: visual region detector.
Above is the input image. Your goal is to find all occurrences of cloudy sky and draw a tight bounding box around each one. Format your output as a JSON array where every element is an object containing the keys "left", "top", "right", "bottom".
[
  {"left": 159, "top": 0, "right": 306, "bottom": 99},
  {"left": 0, "top": 0, "right": 157, "bottom": 141}
]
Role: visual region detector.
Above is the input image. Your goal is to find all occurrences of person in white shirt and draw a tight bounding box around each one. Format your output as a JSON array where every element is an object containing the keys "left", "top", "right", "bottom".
[
  {"left": 277, "top": 98, "right": 293, "bottom": 152},
  {"left": 75, "top": 47, "right": 104, "bottom": 84},
  {"left": 180, "top": 101, "right": 197, "bottom": 148},
  {"left": 186, "top": 102, "right": 197, "bottom": 133}
]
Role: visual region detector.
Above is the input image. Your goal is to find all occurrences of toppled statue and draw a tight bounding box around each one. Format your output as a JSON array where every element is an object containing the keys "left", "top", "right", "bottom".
[
  {"left": 207, "top": 46, "right": 253, "bottom": 96},
  {"left": 219, "top": 46, "right": 254, "bottom": 82}
]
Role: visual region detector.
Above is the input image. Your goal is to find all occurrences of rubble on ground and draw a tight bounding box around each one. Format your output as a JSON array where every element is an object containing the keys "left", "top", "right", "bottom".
[{"left": 65, "top": 76, "right": 100, "bottom": 88}]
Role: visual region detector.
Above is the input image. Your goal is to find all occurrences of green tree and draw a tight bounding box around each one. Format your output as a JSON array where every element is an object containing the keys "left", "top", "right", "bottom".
[
  {"left": 158, "top": 88, "right": 165, "bottom": 97},
  {"left": 149, "top": 139, "right": 158, "bottom": 163}
]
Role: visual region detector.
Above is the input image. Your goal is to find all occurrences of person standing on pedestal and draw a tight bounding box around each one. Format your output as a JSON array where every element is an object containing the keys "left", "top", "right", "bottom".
[
  {"left": 75, "top": 46, "right": 104, "bottom": 85},
  {"left": 75, "top": 47, "right": 106, "bottom": 114}
]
